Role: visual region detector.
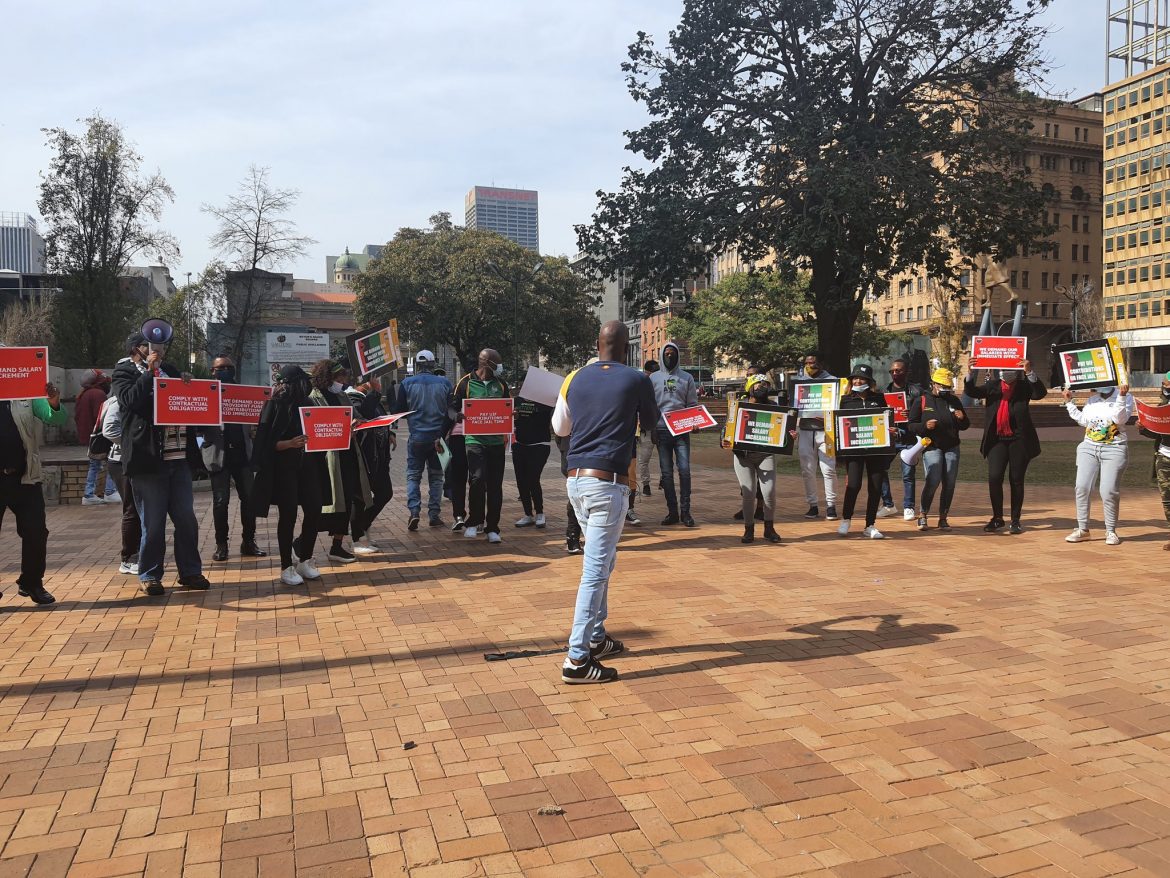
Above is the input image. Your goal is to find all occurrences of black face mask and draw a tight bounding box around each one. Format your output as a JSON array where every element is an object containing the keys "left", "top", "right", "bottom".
[
  {"left": 749, "top": 387, "right": 770, "bottom": 401},
  {"left": 663, "top": 350, "right": 679, "bottom": 370},
  {"left": 212, "top": 366, "right": 236, "bottom": 382}
]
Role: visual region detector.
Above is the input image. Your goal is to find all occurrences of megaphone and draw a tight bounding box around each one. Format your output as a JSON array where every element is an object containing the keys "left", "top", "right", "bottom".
[
  {"left": 900, "top": 436, "right": 931, "bottom": 467},
  {"left": 142, "top": 318, "right": 173, "bottom": 353}
]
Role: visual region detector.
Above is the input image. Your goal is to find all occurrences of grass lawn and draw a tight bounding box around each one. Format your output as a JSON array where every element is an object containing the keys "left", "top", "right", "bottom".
[{"left": 686, "top": 431, "right": 1160, "bottom": 490}]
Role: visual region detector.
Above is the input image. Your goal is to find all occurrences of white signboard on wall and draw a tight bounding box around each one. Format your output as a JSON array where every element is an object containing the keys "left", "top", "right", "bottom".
[{"left": 265, "top": 331, "right": 330, "bottom": 364}]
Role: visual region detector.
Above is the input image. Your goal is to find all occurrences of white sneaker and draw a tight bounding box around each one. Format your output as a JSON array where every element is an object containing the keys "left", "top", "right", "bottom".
[
  {"left": 903, "top": 508, "right": 916, "bottom": 521},
  {"left": 837, "top": 519, "right": 852, "bottom": 536},
  {"left": 487, "top": 532, "right": 503, "bottom": 544},
  {"left": 103, "top": 491, "right": 122, "bottom": 505},
  {"left": 863, "top": 526, "right": 886, "bottom": 540},
  {"left": 463, "top": 526, "right": 479, "bottom": 538},
  {"left": 1065, "top": 528, "right": 1090, "bottom": 543},
  {"left": 353, "top": 537, "right": 378, "bottom": 555},
  {"left": 295, "top": 559, "right": 321, "bottom": 580},
  {"left": 280, "top": 565, "right": 305, "bottom": 586},
  {"left": 535, "top": 513, "right": 546, "bottom": 528},
  {"left": 515, "top": 516, "right": 535, "bottom": 528},
  {"left": 118, "top": 560, "right": 139, "bottom": 575},
  {"left": 877, "top": 506, "right": 895, "bottom": 518},
  {"left": 81, "top": 495, "right": 103, "bottom": 506},
  {"left": 1105, "top": 531, "right": 1121, "bottom": 546}
]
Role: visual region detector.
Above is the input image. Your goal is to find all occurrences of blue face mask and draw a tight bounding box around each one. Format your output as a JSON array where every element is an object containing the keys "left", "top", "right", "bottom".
[{"left": 494, "top": 363, "right": 505, "bottom": 378}]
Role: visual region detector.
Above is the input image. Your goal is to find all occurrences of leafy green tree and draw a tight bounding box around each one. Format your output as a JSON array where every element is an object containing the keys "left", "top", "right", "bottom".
[
  {"left": 38, "top": 114, "right": 177, "bottom": 366},
  {"left": 668, "top": 270, "right": 902, "bottom": 371},
  {"left": 578, "top": 0, "right": 1054, "bottom": 375},
  {"left": 354, "top": 214, "right": 600, "bottom": 372}
]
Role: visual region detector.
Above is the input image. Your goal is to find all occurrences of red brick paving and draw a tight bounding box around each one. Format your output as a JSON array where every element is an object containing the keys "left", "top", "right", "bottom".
[{"left": 1, "top": 451, "right": 1169, "bottom": 875}]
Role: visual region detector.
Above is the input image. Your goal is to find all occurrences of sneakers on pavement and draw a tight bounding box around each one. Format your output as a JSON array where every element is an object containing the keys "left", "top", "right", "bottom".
[
  {"left": 178, "top": 574, "right": 211, "bottom": 590},
  {"left": 451, "top": 517, "right": 466, "bottom": 532},
  {"left": 804, "top": 505, "right": 819, "bottom": 519},
  {"left": 1105, "top": 531, "right": 1121, "bottom": 546},
  {"left": 353, "top": 539, "right": 378, "bottom": 556},
  {"left": 141, "top": 579, "right": 164, "bottom": 596},
  {"left": 825, "top": 506, "right": 839, "bottom": 520},
  {"left": 1007, "top": 521, "right": 1023, "bottom": 535},
  {"left": 118, "top": 559, "right": 139, "bottom": 575},
  {"left": 515, "top": 516, "right": 535, "bottom": 527},
  {"left": 903, "top": 508, "right": 916, "bottom": 521},
  {"left": 328, "top": 546, "right": 356, "bottom": 563},
  {"left": 625, "top": 509, "right": 641, "bottom": 526},
  {"left": 837, "top": 519, "right": 851, "bottom": 536},
  {"left": 81, "top": 495, "right": 103, "bottom": 506},
  {"left": 429, "top": 516, "right": 445, "bottom": 528},
  {"left": 407, "top": 516, "right": 420, "bottom": 531},
  {"left": 877, "top": 505, "right": 896, "bottom": 518},
  {"left": 661, "top": 513, "right": 680, "bottom": 526},
  {"left": 589, "top": 635, "right": 625, "bottom": 659},
  {"left": 280, "top": 566, "right": 305, "bottom": 586},
  {"left": 863, "top": 526, "right": 885, "bottom": 540},
  {"left": 487, "top": 532, "right": 503, "bottom": 544},
  {"left": 917, "top": 516, "right": 928, "bottom": 531},
  {"left": 1066, "top": 528, "right": 1090, "bottom": 543},
  {"left": 103, "top": 491, "right": 122, "bottom": 505},
  {"left": 566, "top": 537, "right": 582, "bottom": 554},
  {"left": 983, "top": 518, "right": 1006, "bottom": 533},
  {"left": 681, "top": 514, "right": 696, "bottom": 528},
  {"left": 561, "top": 657, "right": 618, "bottom": 684},
  {"left": 295, "top": 559, "right": 321, "bottom": 580},
  {"left": 535, "top": 513, "right": 546, "bottom": 528},
  {"left": 463, "top": 526, "right": 479, "bottom": 539}
]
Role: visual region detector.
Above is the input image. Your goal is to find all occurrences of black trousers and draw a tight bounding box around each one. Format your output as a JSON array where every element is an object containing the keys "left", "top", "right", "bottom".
[
  {"left": 108, "top": 461, "right": 142, "bottom": 562},
  {"left": 843, "top": 457, "right": 891, "bottom": 527},
  {"left": 210, "top": 457, "right": 256, "bottom": 546},
  {"left": 466, "top": 443, "right": 505, "bottom": 533},
  {"left": 0, "top": 473, "right": 48, "bottom": 590},
  {"left": 445, "top": 435, "right": 468, "bottom": 520},
  {"left": 353, "top": 464, "right": 392, "bottom": 540},
  {"left": 512, "top": 444, "right": 550, "bottom": 516},
  {"left": 272, "top": 455, "right": 322, "bottom": 569},
  {"left": 986, "top": 438, "right": 1030, "bottom": 523}
]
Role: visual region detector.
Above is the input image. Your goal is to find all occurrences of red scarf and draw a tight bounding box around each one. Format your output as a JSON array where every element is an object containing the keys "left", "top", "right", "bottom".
[{"left": 995, "top": 379, "right": 1015, "bottom": 437}]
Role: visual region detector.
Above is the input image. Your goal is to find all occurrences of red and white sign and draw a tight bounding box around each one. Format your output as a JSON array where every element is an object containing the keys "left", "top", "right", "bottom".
[
  {"left": 663, "top": 405, "right": 718, "bottom": 436},
  {"left": 1137, "top": 400, "right": 1170, "bottom": 436},
  {"left": 0, "top": 346, "right": 49, "bottom": 401},
  {"left": 153, "top": 378, "right": 222, "bottom": 427},
  {"left": 463, "top": 398, "right": 514, "bottom": 436},
  {"left": 354, "top": 411, "right": 412, "bottom": 432},
  {"left": 221, "top": 384, "right": 272, "bottom": 425},
  {"left": 884, "top": 391, "right": 909, "bottom": 424},
  {"left": 969, "top": 336, "right": 1028, "bottom": 369},
  {"left": 300, "top": 406, "right": 353, "bottom": 452}
]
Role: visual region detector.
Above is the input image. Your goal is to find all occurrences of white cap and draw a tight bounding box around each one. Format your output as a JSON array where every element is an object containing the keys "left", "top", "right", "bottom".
[{"left": 416, "top": 349, "right": 435, "bottom": 362}]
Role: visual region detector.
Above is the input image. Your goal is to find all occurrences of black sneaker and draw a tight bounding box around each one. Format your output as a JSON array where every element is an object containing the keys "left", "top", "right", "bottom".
[
  {"left": 212, "top": 544, "right": 228, "bottom": 562},
  {"left": 681, "top": 514, "right": 696, "bottom": 528},
  {"left": 141, "top": 579, "right": 165, "bottom": 596},
  {"left": 661, "top": 512, "right": 681, "bottom": 526},
  {"left": 983, "top": 518, "right": 1006, "bottom": 533},
  {"left": 408, "top": 516, "right": 420, "bottom": 531},
  {"left": 328, "top": 546, "right": 356, "bottom": 563},
  {"left": 240, "top": 541, "right": 267, "bottom": 557},
  {"left": 561, "top": 657, "right": 618, "bottom": 684},
  {"left": 429, "top": 517, "right": 445, "bottom": 528},
  {"left": 589, "top": 635, "right": 625, "bottom": 659},
  {"left": 804, "top": 505, "right": 819, "bottom": 519},
  {"left": 451, "top": 517, "right": 466, "bottom": 532},
  {"left": 733, "top": 509, "right": 744, "bottom": 521},
  {"left": 178, "top": 574, "right": 211, "bottom": 590},
  {"left": 937, "top": 517, "right": 951, "bottom": 530},
  {"left": 917, "top": 516, "right": 928, "bottom": 531},
  {"left": 825, "top": 506, "right": 838, "bottom": 521},
  {"left": 566, "top": 537, "right": 582, "bottom": 555},
  {"left": 742, "top": 528, "right": 755, "bottom": 544},
  {"left": 642, "top": 483, "right": 651, "bottom": 497},
  {"left": 18, "top": 584, "right": 55, "bottom": 605},
  {"left": 762, "top": 526, "right": 781, "bottom": 544},
  {"left": 1008, "top": 521, "right": 1023, "bottom": 535}
]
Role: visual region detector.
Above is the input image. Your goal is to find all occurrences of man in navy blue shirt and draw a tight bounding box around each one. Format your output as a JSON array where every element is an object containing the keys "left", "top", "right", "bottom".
[
  {"left": 553, "top": 321, "right": 658, "bottom": 684},
  {"left": 395, "top": 350, "right": 453, "bottom": 530}
]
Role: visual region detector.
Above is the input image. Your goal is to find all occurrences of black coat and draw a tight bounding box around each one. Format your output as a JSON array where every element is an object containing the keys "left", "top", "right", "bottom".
[
  {"left": 111, "top": 358, "right": 201, "bottom": 477},
  {"left": 251, "top": 393, "right": 303, "bottom": 518},
  {"left": 906, "top": 392, "right": 969, "bottom": 451},
  {"left": 965, "top": 375, "right": 1048, "bottom": 459}
]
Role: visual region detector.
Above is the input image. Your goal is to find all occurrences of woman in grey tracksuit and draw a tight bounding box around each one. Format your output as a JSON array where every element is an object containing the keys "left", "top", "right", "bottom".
[{"left": 1063, "top": 383, "right": 1133, "bottom": 546}]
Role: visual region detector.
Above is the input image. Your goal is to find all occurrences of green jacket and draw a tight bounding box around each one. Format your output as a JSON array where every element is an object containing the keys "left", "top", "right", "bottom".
[
  {"left": 8, "top": 398, "right": 68, "bottom": 485},
  {"left": 451, "top": 373, "right": 510, "bottom": 447},
  {"left": 308, "top": 388, "right": 372, "bottom": 514}
]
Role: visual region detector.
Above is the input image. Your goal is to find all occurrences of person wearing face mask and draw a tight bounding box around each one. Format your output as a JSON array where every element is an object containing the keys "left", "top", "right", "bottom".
[
  {"left": 200, "top": 355, "right": 266, "bottom": 562},
  {"left": 348, "top": 379, "right": 397, "bottom": 552},
  {"left": 252, "top": 365, "right": 323, "bottom": 585},
  {"left": 650, "top": 341, "right": 699, "bottom": 527},
  {"left": 722, "top": 374, "right": 782, "bottom": 543},
  {"left": 1063, "top": 382, "right": 1133, "bottom": 545},
  {"left": 308, "top": 359, "right": 372, "bottom": 563},
  {"left": 449, "top": 348, "right": 509, "bottom": 543},
  {"left": 878, "top": 358, "right": 924, "bottom": 521},
  {"left": 794, "top": 351, "right": 838, "bottom": 521},
  {"left": 837, "top": 364, "right": 899, "bottom": 539},
  {"left": 965, "top": 359, "right": 1047, "bottom": 534},
  {"left": 906, "top": 368, "right": 968, "bottom": 530}
]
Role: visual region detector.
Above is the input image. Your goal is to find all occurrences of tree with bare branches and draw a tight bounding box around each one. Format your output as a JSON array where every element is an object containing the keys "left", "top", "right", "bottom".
[{"left": 203, "top": 166, "right": 314, "bottom": 366}]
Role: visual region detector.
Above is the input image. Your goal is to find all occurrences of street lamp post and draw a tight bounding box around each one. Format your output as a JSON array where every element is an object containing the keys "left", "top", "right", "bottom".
[
  {"left": 486, "top": 260, "right": 543, "bottom": 376},
  {"left": 185, "top": 271, "right": 194, "bottom": 366}
]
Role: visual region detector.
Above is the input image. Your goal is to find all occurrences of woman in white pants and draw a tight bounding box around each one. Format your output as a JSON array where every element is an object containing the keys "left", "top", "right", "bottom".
[{"left": 1064, "top": 383, "right": 1132, "bottom": 545}]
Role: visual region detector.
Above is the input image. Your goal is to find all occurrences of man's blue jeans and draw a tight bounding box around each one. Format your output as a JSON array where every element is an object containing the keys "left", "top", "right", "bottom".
[
  {"left": 880, "top": 457, "right": 916, "bottom": 510},
  {"left": 655, "top": 428, "right": 691, "bottom": 516},
  {"left": 131, "top": 460, "right": 201, "bottom": 582},
  {"left": 84, "top": 457, "right": 116, "bottom": 499},
  {"left": 406, "top": 438, "right": 443, "bottom": 519},
  {"left": 565, "top": 475, "right": 629, "bottom": 662}
]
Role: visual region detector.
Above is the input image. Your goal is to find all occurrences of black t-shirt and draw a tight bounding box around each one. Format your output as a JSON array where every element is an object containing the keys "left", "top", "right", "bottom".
[
  {"left": 514, "top": 398, "right": 553, "bottom": 445},
  {"left": 0, "top": 402, "right": 27, "bottom": 476}
]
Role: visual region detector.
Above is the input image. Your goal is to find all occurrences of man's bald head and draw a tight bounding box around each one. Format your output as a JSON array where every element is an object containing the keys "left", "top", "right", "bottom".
[
  {"left": 475, "top": 348, "right": 502, "bottom": 379},
  {"left": 598, "top": 320, "right": 629, "bottom": 362}
]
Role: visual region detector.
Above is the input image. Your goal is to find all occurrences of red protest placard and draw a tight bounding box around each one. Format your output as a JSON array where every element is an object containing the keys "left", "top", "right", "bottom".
[
  {"left": 153, "top": 378, "right": 222, "bottom": 427},
  {"left": 300, "top": 406, "right": 353, "bottom": 452},
  {"left": 1137, "top": 400, "right": 1170, "bottom": 436},
  {"left": 354, "top": 411, "right": 412, "bottom": 432},
  {"left": 663, "top": 405, "right": 718, "bottom": 436},
  {"left": 463, "top": 398, "right": 514, "bottom": 436},
  {"left": 884, "top": 391, "right": 908, "bottom": 424},
  {"left": 0, "top": 346, "right": 49, "bottom": 401},
  {"left": 221, "top": 384, "right": 272, "bottom": 425},
  {"left": 969, "top": 336, "right": 1028, "bottom": 369}
]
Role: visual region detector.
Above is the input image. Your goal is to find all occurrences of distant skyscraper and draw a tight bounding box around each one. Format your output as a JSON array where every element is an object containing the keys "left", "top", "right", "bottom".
[
  {"left": 0, "top": 213, "right": 45, "bottom": 274},
  {"left": 464, "top": 186, "right": 539, "bottom": 251}
]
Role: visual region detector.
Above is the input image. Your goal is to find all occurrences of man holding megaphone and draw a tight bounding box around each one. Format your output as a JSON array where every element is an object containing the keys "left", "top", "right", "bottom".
[{"left": 112, "top": 321, "right": 210, "bottom": 596}]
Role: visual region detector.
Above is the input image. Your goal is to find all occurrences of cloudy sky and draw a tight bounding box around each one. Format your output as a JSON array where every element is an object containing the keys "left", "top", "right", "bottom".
[{"left": 0, "top": 0, "right": 1104, "bottom": 282}]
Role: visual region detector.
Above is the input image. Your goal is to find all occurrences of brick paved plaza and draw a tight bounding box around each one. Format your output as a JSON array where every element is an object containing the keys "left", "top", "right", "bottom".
[{"left": 1, "top": 450, "right": 1170, "bottom": 877}]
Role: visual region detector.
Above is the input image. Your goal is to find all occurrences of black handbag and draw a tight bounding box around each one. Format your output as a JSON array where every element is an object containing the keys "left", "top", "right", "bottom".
[{"left": 88, "top": 400, "right": 113, "bottom": 459}]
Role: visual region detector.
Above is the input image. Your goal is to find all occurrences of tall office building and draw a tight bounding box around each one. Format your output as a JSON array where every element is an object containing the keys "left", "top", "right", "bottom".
[
  {"left": 1103, "top": 0, "right": 1170, "bottom": 376},
  {"left": 0, "top": 213, "right": 45, "bottom": 274},
  {"left": 464, "top": 186, "right": 539, "bottom": 251}
]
